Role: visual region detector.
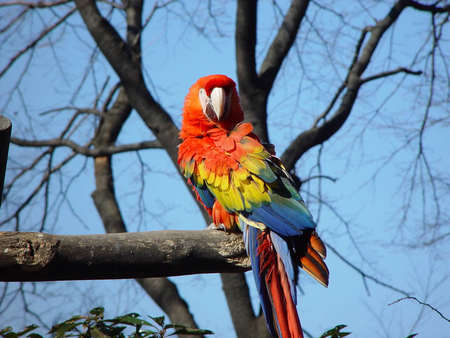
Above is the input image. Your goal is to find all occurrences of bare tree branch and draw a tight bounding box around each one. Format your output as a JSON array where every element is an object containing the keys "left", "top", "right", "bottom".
[
  {"left": 0, "top": 7, "right": 27, "bottom": 34},
  {"left": 281, "top": 0, "right": 412, "bottom": 170},
  {"left": 326, "top": 242, "right": 410, "bottom": 297},
  {"left": 0, "top": 230, "right": 249, "bottom": 282},
  {"left": 389, "top": 296, "right": 450, "bottom": 322},
  {"left": 0, "top": 151, "right": 77, "bottom": 227},
  {"left": 11, "top": 137, "right": 162, "bottom": 156},
  {"left": 0, "top": 7, "right": 76, "bottom": 78},
  {"left": 260, "top": 0, "right": 310, "bottom": 92},
  {"left": 404, "top": 0, "right": 450, "bottom": 14},
  {"left": 74, "top": 0, "right": 180, "bottom": 164},
  {"left": 0, "top": 0, "right": 72, "bottom": 8},
  {"left": 361, "top": 67, "right": 423, "bottom": 84},
  {"left": 235, "top": 0, "right": 258, "bottom": 91},
  {"left": 221, "top": 273, "right": 271, "bottom": 338},
  {"left": 80, "top": 8, "right": 204, "bottom": 329}
]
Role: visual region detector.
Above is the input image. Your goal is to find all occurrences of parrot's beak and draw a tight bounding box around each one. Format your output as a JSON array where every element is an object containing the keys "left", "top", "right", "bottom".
[{"left": 199, "top": 87, "right": 229, "bottom": 122}]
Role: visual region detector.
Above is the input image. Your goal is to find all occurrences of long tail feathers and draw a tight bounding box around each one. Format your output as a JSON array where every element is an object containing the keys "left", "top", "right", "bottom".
[
  {"left": 276, "top": 255, "right": 303, "bottom": 338},
  {"left": 299, "top": 232, "right": 329, "bottom": 287},
  {"left": 255, "top": 230, "right": 303, "bottom": 338},
  {"left": 243, "top": 224, "right": 328, "bottom": 338}
]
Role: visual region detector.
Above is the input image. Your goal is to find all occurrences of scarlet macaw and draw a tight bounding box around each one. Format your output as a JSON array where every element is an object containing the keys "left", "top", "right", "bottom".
[{"left": 178, "top": 74, "right": 329, "bottom": 338}]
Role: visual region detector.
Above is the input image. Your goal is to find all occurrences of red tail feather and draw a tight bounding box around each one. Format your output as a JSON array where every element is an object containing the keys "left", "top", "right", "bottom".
[
  {"left": 277, "top": 255, "right": 303, "bottom": 338},
  {"left": 258, "top": 232, "right": 304, "bottom": 338}
]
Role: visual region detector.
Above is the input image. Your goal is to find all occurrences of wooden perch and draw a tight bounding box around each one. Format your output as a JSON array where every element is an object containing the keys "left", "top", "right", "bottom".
[{"left": 0, "top": 230, "right": 249, "bottom": 282}]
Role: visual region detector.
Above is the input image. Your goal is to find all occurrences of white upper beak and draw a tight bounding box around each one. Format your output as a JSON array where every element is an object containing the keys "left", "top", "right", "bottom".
[{"left": 199, "top": 87, "right": 228, "bottom": 122}]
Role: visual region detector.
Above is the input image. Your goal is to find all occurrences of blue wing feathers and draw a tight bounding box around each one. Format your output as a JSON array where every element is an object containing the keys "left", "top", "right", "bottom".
[
  {"left": 248, "top": 197, "right": 316, "bottom": 237},
  {"left": 192, "top": 182, "right": 215, "bottom": 209}
]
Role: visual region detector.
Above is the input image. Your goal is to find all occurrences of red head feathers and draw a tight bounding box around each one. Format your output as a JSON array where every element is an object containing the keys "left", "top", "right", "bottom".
[{"left": 180, "top": 74, "right": 244, "bottom": 138}]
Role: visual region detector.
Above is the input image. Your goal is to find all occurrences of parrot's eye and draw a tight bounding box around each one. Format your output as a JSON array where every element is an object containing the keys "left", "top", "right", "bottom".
[{"left": 199, "top": 87, "right": 230, "bottom": 122}]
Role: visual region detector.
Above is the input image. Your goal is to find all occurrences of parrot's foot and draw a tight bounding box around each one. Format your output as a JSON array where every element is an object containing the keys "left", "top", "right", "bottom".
[{"left": 206, "top": 223, "right": 226, "bottom": 231}]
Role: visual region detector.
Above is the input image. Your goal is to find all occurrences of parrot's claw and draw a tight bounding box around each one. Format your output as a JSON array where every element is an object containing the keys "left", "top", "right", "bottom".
[{"left": 206, "top": 223, "right": 226, "bottom": 231}]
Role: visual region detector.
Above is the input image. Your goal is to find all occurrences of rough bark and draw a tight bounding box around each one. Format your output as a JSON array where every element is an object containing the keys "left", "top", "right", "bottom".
[{"left": 0, "top": 231, "right": 248, "bottom": 282}]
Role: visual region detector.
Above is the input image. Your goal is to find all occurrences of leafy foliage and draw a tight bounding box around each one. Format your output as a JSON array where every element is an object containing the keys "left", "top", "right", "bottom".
[
  {"left": 0, "top": 307, "right": 212, "bottom": 338},
  {"left": 320, "top": 324, "right": 351, "bottom": 338}
]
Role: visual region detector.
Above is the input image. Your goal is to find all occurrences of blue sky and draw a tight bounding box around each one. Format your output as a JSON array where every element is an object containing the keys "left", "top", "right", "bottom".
[{"left": 1, "top": 1, "right": 449, "bottom": 337}]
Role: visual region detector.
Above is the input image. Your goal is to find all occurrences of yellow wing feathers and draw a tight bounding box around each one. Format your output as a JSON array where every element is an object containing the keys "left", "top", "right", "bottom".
[{"left": 192, "top": 157, "right": 271, "bottom": 213}]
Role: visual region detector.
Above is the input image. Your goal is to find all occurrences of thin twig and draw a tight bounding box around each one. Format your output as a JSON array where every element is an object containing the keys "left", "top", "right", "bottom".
[
  {"left": 361, "top": 67, "right": 422, "bottom": 83},
  {"left": 389, "top": 296, "right": 450, "bottom": 323},
  {"left": 326, "top": 242, "right": 410, "bottom": 296},
  {"left": 0, "top": 7, "right": 76, "bottom": 78}
]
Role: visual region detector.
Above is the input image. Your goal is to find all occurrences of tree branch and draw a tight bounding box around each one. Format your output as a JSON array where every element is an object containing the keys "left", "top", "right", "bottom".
[
  {"left": 0, "top": 7, "right": 76, "bottom": 78},
  {"left": 74, "top": 0, "right": 180, "bottom": 165},
  {"left": 11, "top": 137, "right": 162, "bottom": 156},
  {"left": 281, "top": 0, "right": 410, "bottom": 170},
  {"left": 404, "top": 0, "right": 450, "bottom": 14},
  {"left": 259, "top": 0, "right": 310, "bottom": 91},
  {"left": 0, "top": 231, "right": 249, "bottom": 282},
  {"left": 0, "top": 0, "right": 72, "bottom": 8},
  {"left": 221, "top": 273, "right": 271, "bottom": 338},
  {"left": 235, "top": 0, "right": 258, "bottom": 91},
  {"left": 389, "top": 296, "right": 450, "bottom": 322},
  {"left": 361, "top": 67, "right": 422, "bottom": 84}
]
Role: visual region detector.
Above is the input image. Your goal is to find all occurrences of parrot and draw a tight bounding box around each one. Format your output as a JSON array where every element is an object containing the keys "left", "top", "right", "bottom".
[{"left": 178, "top": 74, "right": 329, "bottom": 338}]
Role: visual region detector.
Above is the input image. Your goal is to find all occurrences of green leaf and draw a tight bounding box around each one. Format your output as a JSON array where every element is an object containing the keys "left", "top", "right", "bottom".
[
  {"left": 164, "top": 324, "right": 185, "bottom": 330},
  {"left": 94, "top": 323, "right": 126, "bottom": 337},
  {"left": 170, "top": 328, "right": 214, "bottom": 336},
  {"left": 49, "top": 322, "right": 79, "bottom": 337},
  {"left": 90, "top": 307, "right": 105, "bottom": 316},
  {"left": 150, "top": 316, "right": 165, "bottom": 327},
  {"left": 27, "top": 334, "right": 43, "bottom": 338},
  {"left": 0, "top": 327, "right": 13, "bottom": 335},
  {"left": 406, "top": 335, "right": 418, "bottom": 338},
  {"left": 89, "top": 327, "right": 110, "bottom": 338},
  {"left": 139, "top": 329, "right": 157, "bottom": 337},
  {"left": 17, "top": 325, "right": 38, "bottom": 336},
  {"left": 3, "top": 332, "right": 18, "bottom": 338},
  {"left": 106, "top": 313, "right": 150, "bottom": 327},
  {"left": 320, "top": 324, "right": 351, "bottom": 338}
]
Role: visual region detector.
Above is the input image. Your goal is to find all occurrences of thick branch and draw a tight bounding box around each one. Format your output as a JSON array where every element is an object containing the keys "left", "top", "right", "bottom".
[
  {"left": 221, "top": 273, "right": 271, "bottom": 338},
  {"left": 404, "top": 0, "right": 450, "bottom": 13},
  {"left": 74, "top": 0, "right": 209, "bottom": 222},
  {"left": 235, "top": 0, "right": 258, "bottom": 91},
  {"left": 74, "top": 0, "right": 180, "bottom": 164},
  {"left": 259, "top": 0, "right": 309, "bottom": 91},
  {"left": 281, "top": 0, "right": 410, "bottom": 170},
  {"left": 0, "top": 231, "right": 249, "bottom": 282}
]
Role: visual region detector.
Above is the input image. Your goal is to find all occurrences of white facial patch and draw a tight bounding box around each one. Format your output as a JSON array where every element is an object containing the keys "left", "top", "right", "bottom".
[{"left": 198, "top": 87, "right": 229, "bottom": 122}]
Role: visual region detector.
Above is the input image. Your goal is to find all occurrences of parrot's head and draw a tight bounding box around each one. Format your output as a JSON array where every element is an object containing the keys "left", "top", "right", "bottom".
[{"left": 181, "top": 74, "right": 244, "bottom": 138}]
